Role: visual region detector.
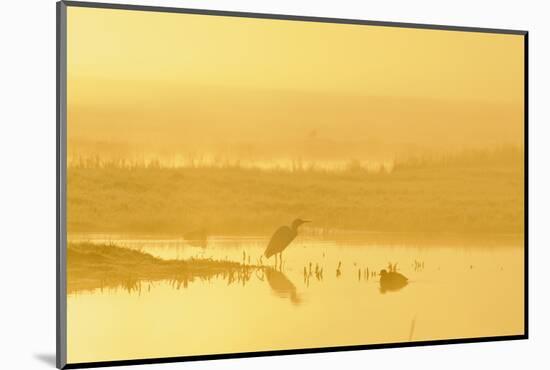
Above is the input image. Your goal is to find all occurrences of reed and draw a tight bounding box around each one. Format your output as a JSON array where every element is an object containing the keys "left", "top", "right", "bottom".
[
  {"left": 67, "top": 242, "right": 259, "bottom": 294},
  {"left": 67, "top": 147, "right": 523, "bottom": 235}
]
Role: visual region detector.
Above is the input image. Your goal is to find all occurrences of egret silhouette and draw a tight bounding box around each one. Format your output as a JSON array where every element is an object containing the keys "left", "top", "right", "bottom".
[{"left": 265, "top": 219, "right": 310, "bottom": 267}]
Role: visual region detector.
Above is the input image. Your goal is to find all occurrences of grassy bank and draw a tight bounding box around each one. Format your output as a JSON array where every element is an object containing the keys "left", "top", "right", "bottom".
[
  {"left": 67, "top": 243, "right": 254, "bottom": 293},
  {"left": 67, "top": 149, "right": 524, "bottom": 235}
]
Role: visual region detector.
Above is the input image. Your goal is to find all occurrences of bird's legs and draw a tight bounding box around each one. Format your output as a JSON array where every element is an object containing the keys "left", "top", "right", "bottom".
[
  {"left": 279, "top": 252, "right": 283, "bottom": 270},
  {"left": 274, "top": 253, "right": 278, "bottom": 268}
]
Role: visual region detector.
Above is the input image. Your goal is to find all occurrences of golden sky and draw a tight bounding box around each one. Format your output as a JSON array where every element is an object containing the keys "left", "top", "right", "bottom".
[
  {"left": 66, "top": 6, "right": 524, "bottom": 161},
  {"left": 67, "top": 6, "right": 524, "bottom": 103}
]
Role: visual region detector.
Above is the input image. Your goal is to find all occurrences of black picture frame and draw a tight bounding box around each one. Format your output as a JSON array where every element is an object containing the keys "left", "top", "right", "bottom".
[{"left": 56, "top": 1, "right": 529, "bottom": 368}]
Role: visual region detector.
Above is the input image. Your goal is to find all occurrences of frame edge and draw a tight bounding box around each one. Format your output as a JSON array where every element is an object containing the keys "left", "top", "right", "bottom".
[
  {"left": 523, "top": 32, "right": 529, "bottom": 339},
  {"left": 62, "top": 0, "right": 527, "bottom": 35},
  {"left": 56, "top": 1, "right": 68, "bottom": 369}
]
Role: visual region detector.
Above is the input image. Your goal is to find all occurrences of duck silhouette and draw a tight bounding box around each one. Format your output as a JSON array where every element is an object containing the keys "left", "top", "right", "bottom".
[{"left": 379, "top": 269, "right": 408, "bottom": 293}]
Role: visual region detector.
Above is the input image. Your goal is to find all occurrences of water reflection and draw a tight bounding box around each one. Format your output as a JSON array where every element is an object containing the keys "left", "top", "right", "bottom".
[
  {"left": 66, "top": 242, "right": 257, "bottom": 294},
  {"left": 264, "top": 268, "right": 302, "bottom": 305},
  {"left": 66, "top": 236, "right": 491, "bottom": 300},
  {"left": 67, "top": 234, "right": 524, "bottom": 363},
  {"left": 65, "top": 237, "right": 457, "bottom": 298},
  {"left": 303, "top": 262, "right": 324, "bottom": 287},
  {"left": 224, "top": 263, "right": 255, "bottom": 287}
]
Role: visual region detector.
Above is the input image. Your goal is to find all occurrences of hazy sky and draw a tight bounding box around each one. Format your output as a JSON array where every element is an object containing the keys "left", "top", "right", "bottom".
[
  {"left": 68, "top": 7, "right": 524, "bottom": 101},
  {"left": 67, "top": 6, "right": 524, "bottom": 161}
]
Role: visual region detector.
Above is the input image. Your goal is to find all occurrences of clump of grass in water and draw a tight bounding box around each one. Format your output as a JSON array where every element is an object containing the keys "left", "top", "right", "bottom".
[{"left": 67, "top": 242, "right": 261, "bottom": 294}]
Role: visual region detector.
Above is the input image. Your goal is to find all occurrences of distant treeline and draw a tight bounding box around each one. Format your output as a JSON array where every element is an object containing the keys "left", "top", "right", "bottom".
[
  {"left": 393, "top": 145, "right": 524, "bottom": 171},
  {"left": 67, "top": 147, "right": 524, "bottom": 235},
  {"left": 68, "top": 146, "right": 523, "bottom": 173}
]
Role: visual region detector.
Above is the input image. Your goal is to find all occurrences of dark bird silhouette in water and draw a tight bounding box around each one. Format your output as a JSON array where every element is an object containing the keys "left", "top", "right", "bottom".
[
  {"left": 265, "top": 219, "right": 310, "bottom": 268},
  {"left": 379, "top": 269, "right": 408, "bottom": 293},
  {"left": 265, "top": 268, "right": 301, "bottom": 305}
]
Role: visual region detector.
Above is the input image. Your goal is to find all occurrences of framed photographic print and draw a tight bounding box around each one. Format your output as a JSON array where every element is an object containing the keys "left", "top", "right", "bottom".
[{"left": 56, "top": 1, "right": 528, "bottom": 368}]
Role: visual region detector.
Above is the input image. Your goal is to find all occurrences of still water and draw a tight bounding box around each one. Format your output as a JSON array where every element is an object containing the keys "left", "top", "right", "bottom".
[{"left": 67, "top": 233, "right": 524, "bottom": 364}]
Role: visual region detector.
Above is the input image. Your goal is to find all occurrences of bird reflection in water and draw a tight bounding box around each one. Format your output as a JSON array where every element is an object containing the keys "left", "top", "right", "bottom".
[{"left": 265, "top": 268, "right": 302, "bottom": 305}]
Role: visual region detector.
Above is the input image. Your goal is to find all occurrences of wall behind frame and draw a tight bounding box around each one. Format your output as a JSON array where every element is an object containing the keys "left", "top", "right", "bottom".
[{"left": 0, "top": 0, "right": 548, "bottom": 369}]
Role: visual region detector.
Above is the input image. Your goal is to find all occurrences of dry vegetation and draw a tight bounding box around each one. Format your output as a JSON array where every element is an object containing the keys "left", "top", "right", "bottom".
[
  {"left": 67, "top": 147, "right": 524, "bottom": 235},
  {"left": 67, "top": 242, "right": 255, "bottom": 293}
]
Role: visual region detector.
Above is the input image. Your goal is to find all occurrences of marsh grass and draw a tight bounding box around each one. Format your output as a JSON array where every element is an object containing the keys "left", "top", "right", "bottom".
[
  {"left": 67, "top": 147, "right": 523, "bottom": 235},
  {"left": 67, "top": 242, "right": 258, "bottom": 294}
]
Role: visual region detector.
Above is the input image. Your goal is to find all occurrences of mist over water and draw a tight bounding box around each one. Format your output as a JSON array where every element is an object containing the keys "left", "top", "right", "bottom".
[
  {"left": 68, "top": 86, "right": 524, "bottom": 169},
  {"left": 67, "top": 233, "right": 523, "bottom": 363}
]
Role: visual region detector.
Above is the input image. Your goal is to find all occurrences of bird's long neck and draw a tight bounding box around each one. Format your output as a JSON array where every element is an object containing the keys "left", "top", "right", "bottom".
[{"left": 284, "top": 227, "right": 296, "bottom": 241}]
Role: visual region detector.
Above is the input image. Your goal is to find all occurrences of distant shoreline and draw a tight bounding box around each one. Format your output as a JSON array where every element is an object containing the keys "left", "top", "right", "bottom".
[
  {"left": 67, "top": 148, "right": 523, "bottom": 236},
  {"left": 67, "top": 230, "right": 524, "bottom": 249}
]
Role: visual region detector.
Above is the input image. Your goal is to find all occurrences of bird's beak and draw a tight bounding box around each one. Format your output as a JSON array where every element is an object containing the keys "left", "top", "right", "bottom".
[{"left": 302, "top": 220, "right": 311, "bottom": 224}]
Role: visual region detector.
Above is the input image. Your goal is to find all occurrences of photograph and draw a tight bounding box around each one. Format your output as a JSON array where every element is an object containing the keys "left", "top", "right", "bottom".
[{"left": 62, "top": 3, "right": 525, "bottom": 366}]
